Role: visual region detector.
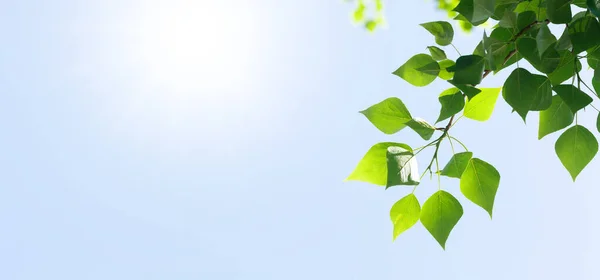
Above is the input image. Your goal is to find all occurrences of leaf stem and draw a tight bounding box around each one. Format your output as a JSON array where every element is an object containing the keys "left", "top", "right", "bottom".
[
  {"left": 450, "top": 43, "right": 462, "bottom": 56},
  {"left": 448, "top": 135, "right": 468, "bottom": 151}
]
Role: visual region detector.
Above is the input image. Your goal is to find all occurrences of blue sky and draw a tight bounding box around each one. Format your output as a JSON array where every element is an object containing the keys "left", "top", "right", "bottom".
[{"left": 1, "top": 0, "right": 599, "bottom": 279}]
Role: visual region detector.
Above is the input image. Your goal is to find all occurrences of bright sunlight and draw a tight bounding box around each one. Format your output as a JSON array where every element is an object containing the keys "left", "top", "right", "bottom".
[{"left": 133, "top": 0, "right": 257, "bottom": 93}]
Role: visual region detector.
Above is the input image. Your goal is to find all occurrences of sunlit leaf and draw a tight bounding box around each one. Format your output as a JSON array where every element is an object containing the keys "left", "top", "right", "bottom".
[
  {"left": 406, "top": 118, "right": 436, "bottom": 140},
  {"left": 438, "top": 59, "right": 456, "bottom": 80},
  {"left": 555, "top": 125, "right": 598, "bottom": 181},
  {"left": 441, "top": 152, "right": 473, "bottom": 178},
  {"left": 420, "top": 21, "right": 454, "bottom": 46},
  {"left": 420, "top": 191, "right": 463, "bottom": 249},
  {"left": 428, "top": 46, "right": 448, "bottom": 60},
  {"left": 538, "top": 95, "right": 574, "bottom": 139},
  {"left": 460, "top": 158, "right": 500, "bottom": 217},
  {"left": 360, "top": 97, "right": 412, "bottom": 134},
  {"left": 390, "top": 194, "right": 421, "bottom": 240},
  {"left": 393, "top": 54, "right": 439, "bottom": 87},
  {"left": 464, "top": 87, "right": 501, "bottom": 121},
  {"left": 346, "top": 142, "right": 413, "bottom": 186},
  {"left": 386, "top": 146, "right": 420, "bottom": 188}
]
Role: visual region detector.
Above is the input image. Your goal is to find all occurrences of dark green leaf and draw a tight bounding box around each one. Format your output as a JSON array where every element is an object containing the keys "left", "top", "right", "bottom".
[
  {"left": 447, "top": 55, "right": 485, "bottom": 85},
  {"left": 516, "top": 37, "right": 560, "bottom": 74},
  {"left": 548, "top": 50, "right": 580, "bottom": 85},
  {"left": 427, "top": 46, "right": 447, "bottom": 60},
  {"left": 460, "top": 158, "right": 501, "bottom": 217},
  {"left": 536, "top": 23, "right": 557, "bottom": 57},
  {"left": 502, "top": 68, "right": 552, "bottom": 121},
  {"left": 553, "top": 84, "right": 593, "bottom": 114},
  {"left": 390, "top": 194, "right": 421, "bottom": 241},
  {"left": 438, "top": 59, "right": 455, "bottom": 80},
  {"left": 555, "top": 125, "right": 598, "bottom": 181},
  {"left": 393, "top": 54, "right": 439, "bottom": 87},
  {"left": 493, "top": 0, "right": 520, "bottom": 20},
  {"left": 346, "top": 142, "right": 413, "bottom": 186},
  {"left": 420, "top": 190, "right": 463, "bottom": 250},
  {"left": 555, "top": 27, "right": 572, "bottom": 51},
  {"left": 420, "top": 21, "right": 454, "bottom": 46},
  {"left": 515, "top": 0, "right": 547, "bottom": 21},
  {"left": 360, "top": 97, "right": 412, "bottom": 134},
  {"left": 538, "top": 95, "right": 574, "bottom": 139},
  {"left": 597, "top": 112, "right": 600, "bottom": 133},
  {"left": 437, "top": 88, "right": 465, "bottom": 123},
  {"left": 588, "top": 46, "right": 600, "bottom": 69},
  {"left": 516, "top": 11, "right": 537, "bottom": 31},
  {"left": 568, "top": 16, "right": 600, "bottom": 54},
  {"left": 449, "top": 80, "right": 482, "bottom": 99},
  {"left": 406, "top": 118, "right": 436, "bottom": 140},
  {"left": 547, "top": 0, "right": 572, "bottom": 24},
  {"left": 453, "top": 0, "right": 495, "bottom": 26},
  {"left": 464, "top": 87, "right": 502, "bottom": 121},
  {"left": 441, "top": 152, "right": 473, "bottom": 178},
  {"left": 588, "top": 0, "right": 600, "bottom": 18},
  {"left": 386, "top": 146, "right": 420, "bottom": 188},
  {"left": 498, "top": 10, "right": 517, "bottom": 29}
]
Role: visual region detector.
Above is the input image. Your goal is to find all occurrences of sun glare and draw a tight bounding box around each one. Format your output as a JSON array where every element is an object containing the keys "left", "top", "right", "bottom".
[{"left": 133, "top": 0, "right": 256, "bottom": 93}]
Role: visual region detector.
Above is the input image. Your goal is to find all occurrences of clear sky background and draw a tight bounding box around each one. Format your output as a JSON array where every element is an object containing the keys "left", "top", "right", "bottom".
[{"left": 1, "top": 0, "right": 599, "bottom": 279}]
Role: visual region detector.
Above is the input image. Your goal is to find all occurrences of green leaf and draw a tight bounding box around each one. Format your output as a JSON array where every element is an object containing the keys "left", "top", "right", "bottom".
[
  {"left": 538, "top": 95, "right": 575, "bottom": 139},
  {"left": 386, "top": 146, "right": 420, "bottom": 188},
  {"left": 390, "top": 194, "right": 421, "bottom": 240},
  {"left": 360, "top": 97, "right": 412, "bottom": 134},
  {"left": 502, "top": 68, "right": 552, "bottom": 120},
  {"left": 536, "top": 23, "right": 557, "bottom": 57},
  {"left": 453, "top": 0, "right": 495, "bottom": 26},
  {"left": 438, "top": 59, "right": 455, "bottom": 80},
  {"left": 568, "top": 16, "right": 600, "bottom": 54},
  {"left": 493, "top": 0, "right": 520, "bottom": 20},
  {"left": 483, "top": 30, "right": 511, "bottom": 71},
  {"left": 597, "top": 112, "right": 600, "bottom": 133},
  {"left": 588, "top": 0, "right": 600, "bottom": 18},
  {"left": 447, "top": 55, "right": 485, "bottom": 85},
  {"left": 441, "top": 152, "right": 473, "bottom": 178},
  {"left": 552, "top": 84, "right": 593, "bottom": 114},
  {"left": 449, "top": 80, "right": 482, "bottom": 99},
  {"left": 420, "top": 190, "right": 463, "bottom": 249},
  {"left": 464, "top": 87, "right": 501, "bottom": 121},
  {"left": 516, "top": 11, "right": 537, "bottom": 31},
  {"left": 548, "top": 50, "right": 581, "bottom": 85},
  {"left": 393, "top": 54, "right": 439, "bottom": 87},
  {"left": 546, "top": 0, "right": 572, "bottom": 24},
  {"left": 406, "top": 118, "right": 436, "bottom": 140},
  {"left": 515, "top": 0, "right": 547, "bottom": 21},
  {"left": 555, "top": 125, "right": 598, "bottom": 181},
  {"left": 460, "top": 158, "right": 501, "bottom": 217},
  {"left": 498, "top": 10, "right": 517, "bottom": 29},
  {"left": 516, "top": 37, "right": 560, "bottom": 74},
  {"left": 437, "top": 88, "right": 465, "bottom": 123},
  {"left": 346, "top": 142, "right": 413, "bottom": 186},
  {"left": 420, "top": 21, "right": 454, "bottom": 46},
  {"left": 427, "top": 46, "right": 447, "bottom": 60},
  {"left": 588, "top": 46, "right": 600, "bottom": 69},
  {"left": 555, "top": 27, "right": 572, "bottom": 51}
]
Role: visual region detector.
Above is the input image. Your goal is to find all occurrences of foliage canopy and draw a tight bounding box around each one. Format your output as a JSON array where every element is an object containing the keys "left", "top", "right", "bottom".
[{"left": 345, "top": 0, "right": 600, "bottom": 249}]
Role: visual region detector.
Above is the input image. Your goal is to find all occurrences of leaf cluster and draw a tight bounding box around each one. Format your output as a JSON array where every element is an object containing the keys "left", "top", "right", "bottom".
[{"left": 346, "top": 0, "right": 600, "bottom": 249}]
